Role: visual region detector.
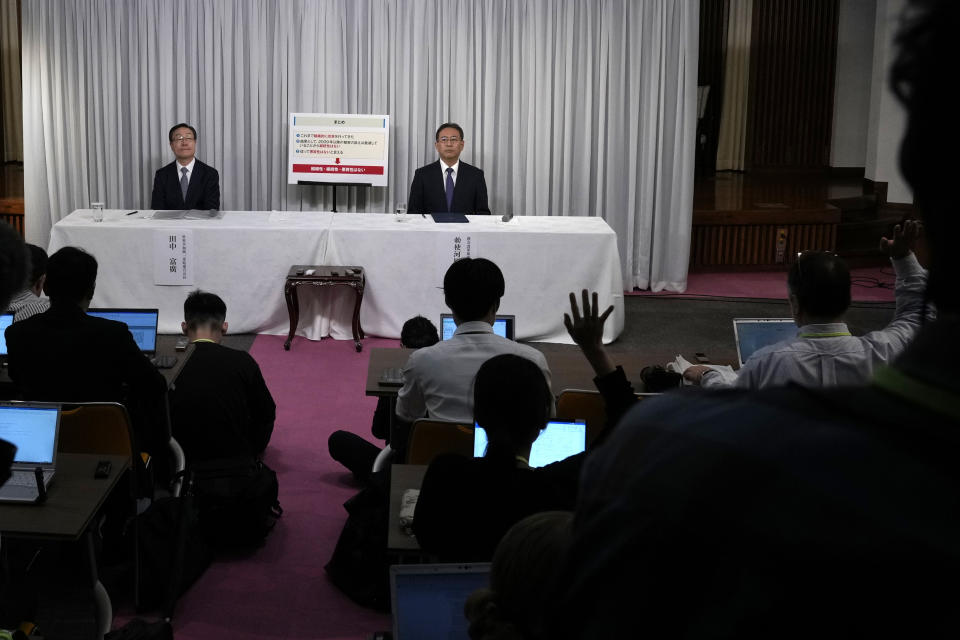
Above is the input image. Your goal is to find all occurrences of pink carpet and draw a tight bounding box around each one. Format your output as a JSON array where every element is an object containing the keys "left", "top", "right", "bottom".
[
  {"left": 138, "top": 335, "right": 397, "bottom": 639},
  {"left": 630, "top": 266, "right": 896, "bottom": 302}
]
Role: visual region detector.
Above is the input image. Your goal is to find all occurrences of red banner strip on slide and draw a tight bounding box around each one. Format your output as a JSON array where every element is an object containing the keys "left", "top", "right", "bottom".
[{"left": 292, "top": 164, "right": 384, "bottom": 175}]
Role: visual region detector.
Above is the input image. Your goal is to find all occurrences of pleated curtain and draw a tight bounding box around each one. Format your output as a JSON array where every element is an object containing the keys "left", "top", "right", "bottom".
[{"left": 22, "top": 0, "right": 698, "bottom": 291}]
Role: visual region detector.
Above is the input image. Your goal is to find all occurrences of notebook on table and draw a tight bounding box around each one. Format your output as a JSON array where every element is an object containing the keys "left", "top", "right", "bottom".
[
  {"left": 440, "top": 314, "right": 516, "bottom": 341},
  {"left": 0, "top": 402, "right": 61, "bottom": 503},
  {"left": 732, "top": 318, "right": 797, "bottom": 367},
  {"left": 390, "top": 562, "right": 491, "bottom": 640},
  {"left": 474, "top": 419, "right": 587, "bottom": 467}
]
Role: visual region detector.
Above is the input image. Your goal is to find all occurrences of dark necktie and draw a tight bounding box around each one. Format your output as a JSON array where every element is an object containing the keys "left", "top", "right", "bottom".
[
  {"left": 445, "top": 167, "right": 454, "bottom": 211},
  {"left": 180, "top": 167, "right": 189, "bottom": 202}
]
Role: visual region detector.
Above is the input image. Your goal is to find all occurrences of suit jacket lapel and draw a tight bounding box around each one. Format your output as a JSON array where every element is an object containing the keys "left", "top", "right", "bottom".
[{"left": 184, "top": 161, "right": 202, "bottom": 207}]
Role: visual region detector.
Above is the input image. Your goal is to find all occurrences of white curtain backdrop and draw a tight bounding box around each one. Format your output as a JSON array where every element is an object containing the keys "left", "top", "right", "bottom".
[{"left": 22, "top": 0, "right": 697, "bottom": 291}]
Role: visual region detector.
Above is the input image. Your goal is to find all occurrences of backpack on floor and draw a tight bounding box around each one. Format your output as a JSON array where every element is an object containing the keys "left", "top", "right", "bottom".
[
  {"left": 134, "top": 495, "right": 212, "bottom": 610},
  {"left": 185, "top": 457, "right": 283, "bottom": 548},
  {"left": 325, "top": 470, "right": 391, "bottom": 611}
]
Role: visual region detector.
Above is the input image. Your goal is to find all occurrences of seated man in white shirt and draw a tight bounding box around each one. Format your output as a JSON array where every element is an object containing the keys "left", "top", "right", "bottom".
[
  {"left": 394, "top": 258, "right": 551, "bottom": 458},
  {"left": 685, "top": 220, "right": 929, "bottom": 389}
]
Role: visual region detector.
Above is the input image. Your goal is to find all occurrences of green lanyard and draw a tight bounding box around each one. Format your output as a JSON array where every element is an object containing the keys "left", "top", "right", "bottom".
[{"left": 872, "top": 366, "right": 960, "bottom": 421}]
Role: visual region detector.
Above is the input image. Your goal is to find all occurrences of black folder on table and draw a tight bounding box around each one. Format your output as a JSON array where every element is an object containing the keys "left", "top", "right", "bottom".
[{"left": 430, "top": 212, "right": 469, "bottom": 223}]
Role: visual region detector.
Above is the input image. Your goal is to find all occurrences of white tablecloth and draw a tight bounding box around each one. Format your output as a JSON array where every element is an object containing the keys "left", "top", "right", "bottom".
[{"left": 49, "top": 210, "right": 624, "bottom": 343}]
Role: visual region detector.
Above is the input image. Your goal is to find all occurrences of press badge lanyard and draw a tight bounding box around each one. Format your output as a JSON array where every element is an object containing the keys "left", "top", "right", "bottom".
[{"left": 872, "top": 366, "right": 960, "bottom": 421}]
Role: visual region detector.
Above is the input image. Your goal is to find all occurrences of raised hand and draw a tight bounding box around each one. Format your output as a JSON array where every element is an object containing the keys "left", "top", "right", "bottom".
[
  {"left": 880, "top": 219, "right": 921, "bottom": 259},
  {"left": 564, "top": 289, "right": 615, "bottom": 376}
]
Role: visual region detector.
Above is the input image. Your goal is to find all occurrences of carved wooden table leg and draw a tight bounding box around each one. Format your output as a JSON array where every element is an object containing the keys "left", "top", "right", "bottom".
[
  {"left": 351, "top": 278, "right": 365, "bottom": 352},
  {"left": 284, "top": 279, "right": 300, "bottom": 351}
]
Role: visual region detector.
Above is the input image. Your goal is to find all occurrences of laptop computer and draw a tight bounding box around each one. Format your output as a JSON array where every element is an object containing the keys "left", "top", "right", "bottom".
[
  {"left": 441, "top": 314, "right": 516, "bottom": 341},
  {"left": 474, "top": 420, "right": 586, "bottom": 467},
  {"left": 732, "top": 318, "right": 797, "bottom": 367},
  {"left": 87, "top": 308, "right": 159, "bottom": 354},
  {"left": 0, "top": 312, "right": 13, "bottom": 359},
  {"left": 0, "top": 402, "right": 61, "bottom": 503},
  {"left": 390, "top": 562, "right": 491, "bottom": 640}
]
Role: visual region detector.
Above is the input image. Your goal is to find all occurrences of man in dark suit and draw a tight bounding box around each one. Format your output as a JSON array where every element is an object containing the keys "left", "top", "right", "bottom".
[
  {"left": 150, "top": 122, "right": 221, "bottom": 210},
  {"left": 169, "top": 290, "right": 275, "bottom": 462},
  {"left": 4, "top": 247, "right": 167, "bottom": 454},
  {"left": 407, "top": 122, "right": 490, "bottom": 214}
]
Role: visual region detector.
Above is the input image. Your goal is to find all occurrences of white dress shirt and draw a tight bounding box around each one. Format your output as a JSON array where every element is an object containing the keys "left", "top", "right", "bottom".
[
  {"left": 439, "top": 160, "right": 459, "bottom": 185},
  {"left": 177, "top": 158, "right": 196, "bottom": 186},
  {"left": 396, "top": 320, "right": 552, "bottom": 423},
  {"left": 703, "top": 252, "right": 931, "bottom": 390}
]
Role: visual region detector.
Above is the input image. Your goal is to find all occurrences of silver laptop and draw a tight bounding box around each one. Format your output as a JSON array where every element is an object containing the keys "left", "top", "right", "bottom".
[
  {"left": 474, "top": 420, "right": 586, "bottom": 467},
  {"left": 390, "top": 562, "right": 491, "bottom": 640},
  {"left": 441, "top": 314, "right": 516, "bottom": 341},
  {"left": 732, "top": 318, "right": 797, "bottom": 367},
  {"left": 0, "top": 402, "right": 61, "bottom": 503},
  {"left": 87, "top": 308, "right": 159, "bottom": 354}
]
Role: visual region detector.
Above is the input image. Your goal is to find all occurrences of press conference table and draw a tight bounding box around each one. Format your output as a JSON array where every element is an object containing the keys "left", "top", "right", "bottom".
[{"left": 49, "top": 210, "right": 625, "bottom": 344}]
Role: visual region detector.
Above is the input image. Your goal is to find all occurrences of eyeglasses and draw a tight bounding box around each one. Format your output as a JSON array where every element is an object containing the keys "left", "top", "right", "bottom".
[
  {"left": 173, "top": 135, "right": 195, "bottom": 142},
  {"left": 438, "top": 136, "right": 461, "bottom": 143}
]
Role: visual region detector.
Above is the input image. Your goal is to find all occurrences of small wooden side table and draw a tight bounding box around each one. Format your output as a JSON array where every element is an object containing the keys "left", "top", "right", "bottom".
[{"left": 284, "top": 265, "right": 366, "bottom": 352}]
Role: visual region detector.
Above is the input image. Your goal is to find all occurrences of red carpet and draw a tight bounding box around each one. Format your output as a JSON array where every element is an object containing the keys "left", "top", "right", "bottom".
[
  {"left": 630, "top": 266, "right": 896, "bottom": 302},
  {"left": 167, "top": 335, "right": 395, "bottom": 639}
]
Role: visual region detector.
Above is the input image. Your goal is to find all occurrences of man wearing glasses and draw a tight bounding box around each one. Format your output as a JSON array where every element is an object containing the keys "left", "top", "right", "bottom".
[
  {"left": 150, "top": 122, "right": 221, "bottom": 210},
  {"left": 407, "top": 122, "right": 490, "bottom": 215},
  {"left": 685, "top": 220, "right": 928, "bottom": 389}
]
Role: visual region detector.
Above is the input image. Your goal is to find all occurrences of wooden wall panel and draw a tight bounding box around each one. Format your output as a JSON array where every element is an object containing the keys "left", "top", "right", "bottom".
[
  {"left": 690, "top": 222, "right": 837, "bottom": 268},
  {"left": 746, "top": 0, "right": 839, "bottom": 169}
]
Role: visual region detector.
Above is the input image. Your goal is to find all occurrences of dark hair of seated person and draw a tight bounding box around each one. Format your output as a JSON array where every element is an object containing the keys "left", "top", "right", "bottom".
[
  {"left": 25, "top": 244, "right": 48, "bottom": 288},
  {"left": 443, "top": 258, "right": 506, "bottom": 322},
  {"left": 786, "top": 251, "right": 851, "bottom": 318},
  {"left": 400, "top": 315, "right": 440, "bottom": 349},
  {"left": 473, "top": 354, "right": 553, "bottom": 466},
  {"left": 184, "top": 289, "right": 227, "bottom": 330},
  {"left": 44, "top": 246, "right": 97, "bottom": 306},
  {"left": 0, "top": 222, "right": 28, "bottom": 309},
  {"left": 465, "top": 511, "right": 573, "bottom": 640}
]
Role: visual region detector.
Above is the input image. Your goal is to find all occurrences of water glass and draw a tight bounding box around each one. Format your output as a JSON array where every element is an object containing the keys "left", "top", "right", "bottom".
[
  {"left": 394, "top": 202, "right": 408, "bottom": 222},
  {"left": 91, "top": 202, "right": 105, "bottom": 222}
]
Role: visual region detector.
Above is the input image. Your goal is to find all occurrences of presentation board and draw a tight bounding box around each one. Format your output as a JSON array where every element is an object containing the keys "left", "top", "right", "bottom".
[{"left": 288, "top": 113, "right": 389, "bottom": 187}]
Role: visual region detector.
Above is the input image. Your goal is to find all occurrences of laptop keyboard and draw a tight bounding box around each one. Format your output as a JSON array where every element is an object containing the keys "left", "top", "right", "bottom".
[
  {"left": 150, "top": 355, "right": 178, "bottom": 369},
  {"left": 5, "top": 470, "right": 51, "bottom": 487}
]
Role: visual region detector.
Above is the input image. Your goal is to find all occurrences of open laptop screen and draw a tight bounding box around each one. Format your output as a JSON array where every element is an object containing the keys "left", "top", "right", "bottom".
[
  {"left": 474, "top": 420, "right": 586, "bottom": 467},
  {"left": 0, "top": 404, "right": 59, "bottom": 465},
  {"left": 732, "top": 318, "right": 797, "bottom": 367},
  {"left": 87, "top": 309, "right": 159, "bottom": 353},
  {"left": 391, "top": 563, "right": 491, "bottom": 640},
  {"left": 440, "top": 314, "right": 515, "bottom": 341},
  {"left": 0, "top": 312, "right": 12, "bottom": 355}
]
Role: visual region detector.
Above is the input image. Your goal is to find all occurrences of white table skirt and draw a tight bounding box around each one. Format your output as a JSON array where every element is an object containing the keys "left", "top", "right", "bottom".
[{"left": 49, "top": 210, "right": 624, "bottom": 344}]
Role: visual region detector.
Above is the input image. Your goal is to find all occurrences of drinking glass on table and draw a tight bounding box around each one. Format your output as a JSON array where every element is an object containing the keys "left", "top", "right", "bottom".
[
  {"left": 91, "top": 202, "right": 105, "bottom": 222},
  {"left": 395, "top": 202, "right": 408, "bottom": 222}
]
